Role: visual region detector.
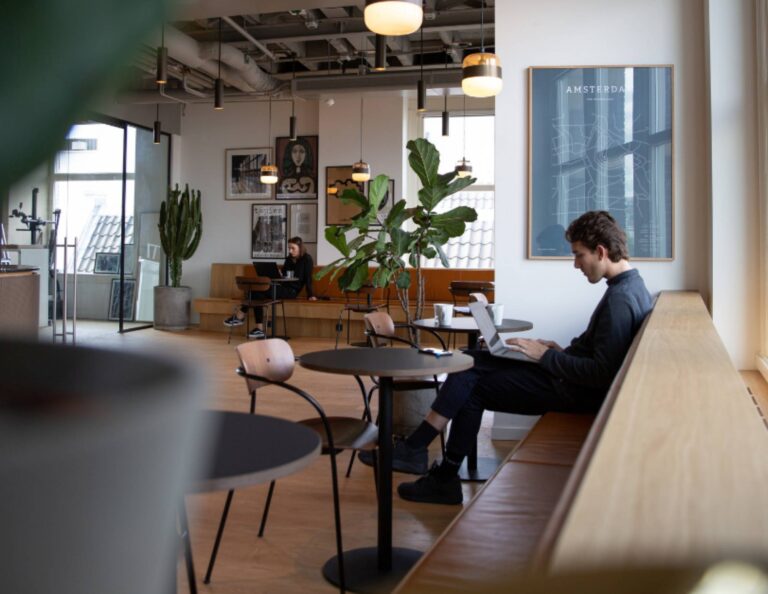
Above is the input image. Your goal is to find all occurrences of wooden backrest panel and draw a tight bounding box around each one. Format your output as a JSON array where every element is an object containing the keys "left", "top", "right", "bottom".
[
  {"left": 549, "top": 291, "right": 768, "bottom": 570},
  {"left": 236, "top": 338, "right": 295, "bottom": 393}
]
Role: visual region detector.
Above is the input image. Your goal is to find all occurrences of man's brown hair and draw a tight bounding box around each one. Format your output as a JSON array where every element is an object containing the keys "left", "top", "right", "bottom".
[{"left": 565, "top": 210, "right": 629, "bottom": 262}]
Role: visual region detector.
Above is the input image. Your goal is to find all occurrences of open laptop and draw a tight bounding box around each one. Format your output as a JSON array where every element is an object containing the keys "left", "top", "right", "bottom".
[
  {"left": 253, "top": 262, "right": 282, "bottom": 279},
  {"left": 469, "top": 301, "right": 537, "bottom": 363}
]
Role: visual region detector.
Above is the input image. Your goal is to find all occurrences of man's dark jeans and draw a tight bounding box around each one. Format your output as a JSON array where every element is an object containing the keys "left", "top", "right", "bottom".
[{"left": 434, "top": 350, "right": 598, "bottom": 461}]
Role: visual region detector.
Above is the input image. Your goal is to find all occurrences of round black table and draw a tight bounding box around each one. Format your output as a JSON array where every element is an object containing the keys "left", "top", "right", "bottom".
[
  {"left": 299, "top": 348, "right": 474, "bottom": 594},
  {"left": 180, "top": 411, "right": 321, "bottom": 593},
  {"left": 412, "top": 317, "right": 534, "bottom": 482}
]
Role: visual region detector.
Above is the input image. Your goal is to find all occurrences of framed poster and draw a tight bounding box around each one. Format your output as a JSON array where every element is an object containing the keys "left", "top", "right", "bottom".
[
  {"left": 225, "top": 147, "right": 273, "bottom": 200},
  {"left": 94, "top": 252, "right": 120, "bottom": 274},
  {"left": 528, "top": 65, "right": 674, "bottom": 260},
  {"left": 251, "top": 203, "right": 287, "bottom": 259},
  {"left": 325, "top": 165, "right": 365, "bottom": 225},
  {"left": 288, "top": 203, "right": 318, "bottom": 243},
  {"left": 108, "top": 278, "right": 136, "bottom": 321},
  {"left": 275, "top": 135, "right": 318, "bottom": 199},
  {"left": 366, "top": 178, "right": 395, "bottom": 227}
]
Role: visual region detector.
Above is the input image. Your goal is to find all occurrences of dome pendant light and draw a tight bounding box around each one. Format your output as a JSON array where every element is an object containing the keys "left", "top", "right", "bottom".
[
  {"left": 214, "top": 18, "right": 224, "bottom": 110},
  {"left": 352, "top": 95, "right": 371, "bottom": 182},
  {"left": 462, "top": 1, "right": 502, "bottom": 98},
  {"left": 417, "top": 21, "right": 426, "bottom": 112},
  {"left": 260, "top": 96, "right": 278, "bottom": 184},
  {"left": 455, "top": 94, "right": 473, "bottom": 178},
  {"left": 364, "top": 0, "right": 423, "bottom": 36}
]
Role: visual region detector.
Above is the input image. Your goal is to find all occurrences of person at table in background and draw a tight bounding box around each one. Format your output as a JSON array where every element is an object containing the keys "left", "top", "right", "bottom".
[
  {"left": 361, "top": 211, "right": 653, "bottom": 504},
  {"left": 224, "top": 236, "right": 317, "bottom": 339}
]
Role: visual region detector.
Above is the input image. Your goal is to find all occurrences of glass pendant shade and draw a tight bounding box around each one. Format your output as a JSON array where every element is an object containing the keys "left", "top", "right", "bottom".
[
  {"left": 260, "top": 164, "right": 278, "bottom": 184},
  {"left": 352, "top": 161, "right": 371, "bottom": 182},
  {"left": 455, "top": 158, "right": 473, "bottom": 178},
  {"left": 461, "top": 52, "right": 503, "bottom": 98},
  {"left": 364, "top": 0, "right": 423, "bottom": 36}
]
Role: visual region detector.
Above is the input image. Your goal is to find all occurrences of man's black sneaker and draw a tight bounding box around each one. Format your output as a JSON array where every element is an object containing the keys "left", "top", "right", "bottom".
[
  {"left": 248, "top": 328, "right": 266, "bottom": 339},
  {"left": 397, "top": 462, "right": 463, "bottom": 505},
  {"left": 357, "top": 437, "right": 428, "bottom": 475},
  {"left": 223, "top": 315, "right": 244, "bottom": 327}
]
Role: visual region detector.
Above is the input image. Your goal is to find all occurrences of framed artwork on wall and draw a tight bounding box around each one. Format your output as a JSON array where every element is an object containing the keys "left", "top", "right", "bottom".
[
  {"left": 108, "top": 278, "right": 136, "bottom": 321},
  {"left": 528, "top": 65, "right": 674, "bottom": 260},
  {"left": 366, "top": 178, "right": 395, "bottom": 227},
  {"left": 225, "top": 147, "right": 273, "bottom": 200},
  {"left": 325, "top": 165, "right": 365, "bottom": 225},
  {"left": 275, "top": 135, "right": 319, "bottom": 199},
  {"left": 288, "top": 203, "right": 318, "bottom": 243},
  {"left": 251, "top": 203, "right": 287, "bottom": 259},
  {"left": 94, "top": 252, "right": 120, "bottom": 274}
]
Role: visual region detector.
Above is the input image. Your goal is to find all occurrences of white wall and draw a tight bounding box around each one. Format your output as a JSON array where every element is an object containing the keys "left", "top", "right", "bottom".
[
  {"left": 495, "top": 0, "right": 709, "bottom": 349},
  {"left": 706, "top": 0, "right": 760, "bottom": 368}
]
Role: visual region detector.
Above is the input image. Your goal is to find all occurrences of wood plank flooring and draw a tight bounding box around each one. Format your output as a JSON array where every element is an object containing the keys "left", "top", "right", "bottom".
[{"left": 67, "top": 324, "right": 516, "bottom": 593}]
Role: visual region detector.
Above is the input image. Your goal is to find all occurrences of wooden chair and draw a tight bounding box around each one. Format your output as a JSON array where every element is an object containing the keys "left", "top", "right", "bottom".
[
  {"left": 449, "top": 280, "right": 494, "bottom": 306},
  {"left": 202, "top": 339, "right": 378, "bottom": 593},
  {"left": 227, "top": 276, "right": 283, "bottom": 344},
  {"left": 335, "top": 284, "right": 387, "bottom": 348}
]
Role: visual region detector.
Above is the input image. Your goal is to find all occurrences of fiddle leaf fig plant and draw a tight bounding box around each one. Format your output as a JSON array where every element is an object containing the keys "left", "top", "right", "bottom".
[{"left": 317, "top": 137, "right": 477, "bottom": 327}]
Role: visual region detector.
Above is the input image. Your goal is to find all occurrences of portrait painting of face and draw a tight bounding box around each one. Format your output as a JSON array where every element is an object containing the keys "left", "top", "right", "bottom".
[{"left": 275, "top": 135, "right": 319, "bottom": 200}]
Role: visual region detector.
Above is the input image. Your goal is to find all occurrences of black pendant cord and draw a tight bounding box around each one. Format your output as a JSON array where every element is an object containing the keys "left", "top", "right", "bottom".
[
  {"left": 156, "top": 103, "right": 159, "bottom": 121},
  {"left": 359, "top": 95, "right": 364, "bottom": 161},
  {"left": 218, "top": 18, "right": 222, "bottom": 78},
  {"left": 480, "top": 0, "right": 485, "bottom": 52},
  {"left": 463, "top": 93, "right": 467, "bottom": 158}
]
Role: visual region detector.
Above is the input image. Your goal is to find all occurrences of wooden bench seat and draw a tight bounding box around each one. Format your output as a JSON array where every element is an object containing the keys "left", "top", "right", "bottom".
[{"left": 193, "top": 263, "right": 494, "bottom": 339}]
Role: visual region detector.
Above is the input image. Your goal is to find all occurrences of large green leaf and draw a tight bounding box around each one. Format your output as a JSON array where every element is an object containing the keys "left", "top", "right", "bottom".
[
  {"left": 372, "top": 266, "right": 393, "bottom": 288},
  {"left": 314, "top": 258, "right": 345, "bottom": 280},
  {"left": 325, "top": 226, "right": 349, "bottom": 257},
  {"left": 396, "top": 269, "right": 412, "bottom": 289},
  {"left": 339, "top": 187, "right": 368, "bottom": 209},
  {"left": 432, "top": 206, "right": 478, "bottom": 237},
  {"left": 390, "top": 227, "right": 411, "bottom": 256},
  {"left": 1, "top": 0, "right": 167, "bottom": 192},
  {"left": 367, "top": 174, "right": 389, "bottom": 214},
  {"left": 433, "top": 243, "right": 450, "bottom": 268},
  {"left": 406, "top": 138, "right": 439, "bottom": 188}
]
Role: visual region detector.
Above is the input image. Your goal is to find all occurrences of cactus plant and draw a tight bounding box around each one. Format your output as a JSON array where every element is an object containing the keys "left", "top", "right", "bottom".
[{"left": 158, "top": 184, "right": 202, "bottom": 287}]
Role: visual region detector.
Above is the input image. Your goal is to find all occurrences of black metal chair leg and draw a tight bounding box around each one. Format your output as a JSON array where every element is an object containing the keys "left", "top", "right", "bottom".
[
  {"left": 203, "top": 489, "right": 234, "bottom": 585},
  {"left": 178, "top": 500, "right": 198, "bottom": 594},
  {"left": 257, "top": 480, "right": 276, "bottom": 537},
  {"left": 334, "top": 308, "right": 345, "bottom": 349},
  {"left": 328, "top": 451, "right": 346, "bottom": 593},
  {"left": 345, "top": 448, "right": 357, "bottom": 478},
  {"left": 281, "top": 301, "right": 288, "bottom": 337}
]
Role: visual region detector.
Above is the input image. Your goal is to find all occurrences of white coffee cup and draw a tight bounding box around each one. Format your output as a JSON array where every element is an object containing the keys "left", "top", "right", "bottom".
[
  {"left": 284, "top": 270, "right": 295, "bottom": 279},
  {"left": 487, "top": 303, "right": 504, "bottom": 326},
  {"left": 434, "top": 303, "right": 454, "bottom": 326}
]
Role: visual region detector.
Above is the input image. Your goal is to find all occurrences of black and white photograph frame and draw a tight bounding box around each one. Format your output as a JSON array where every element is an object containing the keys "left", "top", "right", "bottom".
[
  {"left": 367, "top": 178, "right": 395, "bottom": 227},
  {"left": 225, "top": 147, "right": 274, "bottom": 200},
  {"left": 275, "top": 135, "right": 319, "bottom": 200},
  {"left": 251, "top": 203, "right": 287, "bottom": 259},
  {"left": 94, "top": 251, "right": 120, "bottom": 274},
  {"left": 288, "top": 203, "right": 318, "bottom": 243},
  {"left": 108, "top": 278, "right": 136, "bottom": 321},
  {"left": 528, "top": 65, "right": 674, "bottom": 260}
]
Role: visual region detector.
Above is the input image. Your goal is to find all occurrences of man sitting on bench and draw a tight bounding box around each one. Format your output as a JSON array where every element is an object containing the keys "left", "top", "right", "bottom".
[{"left": 362, "top": 211, "right": 653, "bottom": 504}]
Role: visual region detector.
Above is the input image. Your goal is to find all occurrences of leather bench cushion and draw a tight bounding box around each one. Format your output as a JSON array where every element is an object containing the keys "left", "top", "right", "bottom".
[
  {"left": 396, "top": 461, "right": 573, "bottom": 593},
  {"left": 510, "top": 413, "right": 595, "bottom": 467}
]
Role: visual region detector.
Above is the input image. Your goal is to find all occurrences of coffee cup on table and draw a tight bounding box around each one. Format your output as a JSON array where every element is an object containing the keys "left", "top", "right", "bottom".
[
  {"left": 487, "top": 304, "right": 504, "bottom": 326},
  {"left": 284, "top": 270, "right": 295, "bottom": 279},
  {"left": 434, "top": 303, "right": 454, "bottom": 326}
]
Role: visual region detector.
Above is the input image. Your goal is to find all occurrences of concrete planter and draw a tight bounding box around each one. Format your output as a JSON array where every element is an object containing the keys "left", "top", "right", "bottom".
[
  {"left": 393, "top": 386, "right": 438, "bottom": 436},
  {"left": 154, "top": 286, "right": 192, "bottom": 331}
]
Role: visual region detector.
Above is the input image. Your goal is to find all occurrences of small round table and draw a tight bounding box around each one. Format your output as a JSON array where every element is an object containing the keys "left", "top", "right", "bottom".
[
  {"left": 412, "top": 317, "right": 534, "bottom": 482},
  {"left": 181, "top": 411, "right": 321, "bottom": 593},
  {"left": 299, "top": 348, "right": 474, "bottom": 594}
]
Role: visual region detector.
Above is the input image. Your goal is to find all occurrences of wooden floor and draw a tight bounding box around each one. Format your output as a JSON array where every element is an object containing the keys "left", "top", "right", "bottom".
[{"left": 64, "top": 323, "right": 515, "bottom": 593}]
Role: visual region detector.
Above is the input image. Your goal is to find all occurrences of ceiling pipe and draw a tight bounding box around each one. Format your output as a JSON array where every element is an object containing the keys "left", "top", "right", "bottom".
[{"left": 222, "top": 15, "right": 278, "bottom": 61}]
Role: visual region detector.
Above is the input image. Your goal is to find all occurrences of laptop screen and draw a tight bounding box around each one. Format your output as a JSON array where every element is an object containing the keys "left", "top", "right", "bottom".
[
  {"left": 469, "top": 302, "right": 500, "bottom": 348},
  {"left": 253, "top": 262, "right": 281, "bottom": 279}
]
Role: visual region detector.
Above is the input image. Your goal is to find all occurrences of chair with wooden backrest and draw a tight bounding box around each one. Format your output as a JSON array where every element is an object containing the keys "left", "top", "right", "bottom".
[
  {"left": 342, "top": 312, "right": 447, "bottom": 476},
  {"left": 228, "top": 276, "right": 285, "bottom": 344},
  {"left": 203, "top": 339, "right": 378, "bottom": 593},
  {"left": 449, "top": 280, "right": 494, "bottom": 307},
  {"left": 336, "top": 284, "right": 387, "bottom": 348}
]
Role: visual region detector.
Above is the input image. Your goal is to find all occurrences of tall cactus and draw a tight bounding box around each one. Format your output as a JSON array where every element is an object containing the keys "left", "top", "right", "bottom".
[{"left": 158, "top": 184, "right": 202, "bottom": 287}]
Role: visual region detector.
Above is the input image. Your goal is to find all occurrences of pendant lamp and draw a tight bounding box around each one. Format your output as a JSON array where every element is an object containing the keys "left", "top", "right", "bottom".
[
  {"left": 156, "top": 24, "right": 167, "bottom": 85},
  {"left": 455, "top": 94, "right": 473, "bottom": 178},
  {"left": 153, "top": 104, "right": 162, "bottom": 144},
  {"left": 462, "top": 1, "right": 502, "bottom": 98},
  {"left": 442, "top": 49, "right": 450, "bottom": 136},
  {"left": 352, "top": 96, "right": 371, "bottom": 182},
  {"left": 364, "top": 0, "right": 422, "bottom": 36},
  {"left": 260, "top": 96, "right": 278, "bottom": 184},
  {"left": 214, "top": 18, "right": 224, "bottom": 110},
  {"left": 289, "top": 59, "right": 297, "bottom": 140},
  {"left": 417, "top": 22, "right": 426, "bottom": 112},
  {"left": 374, "top": 34, "right": 387, "bottom": 71}
]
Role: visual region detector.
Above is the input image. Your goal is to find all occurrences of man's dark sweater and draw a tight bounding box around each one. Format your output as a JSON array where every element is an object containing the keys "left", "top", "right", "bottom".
[{"left": 539, "top": 268, "right": 653, "bottom": 399}]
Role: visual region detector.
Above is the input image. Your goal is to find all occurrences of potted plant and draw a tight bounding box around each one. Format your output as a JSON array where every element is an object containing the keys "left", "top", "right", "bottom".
[
  {"left": 317, "top": 138, "right": 477, "bottom": 432},
  {"left": 154, "top": 183, "right": 202, "bottom": 331}
]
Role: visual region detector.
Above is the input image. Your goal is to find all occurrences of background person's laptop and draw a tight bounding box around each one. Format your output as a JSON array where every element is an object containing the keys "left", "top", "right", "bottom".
[
  {"left": 253, "top": 262, "right": 282, "bottom": 279},
  {"left": 470, "top": 302, "right": 536, "bottom": 363}
]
